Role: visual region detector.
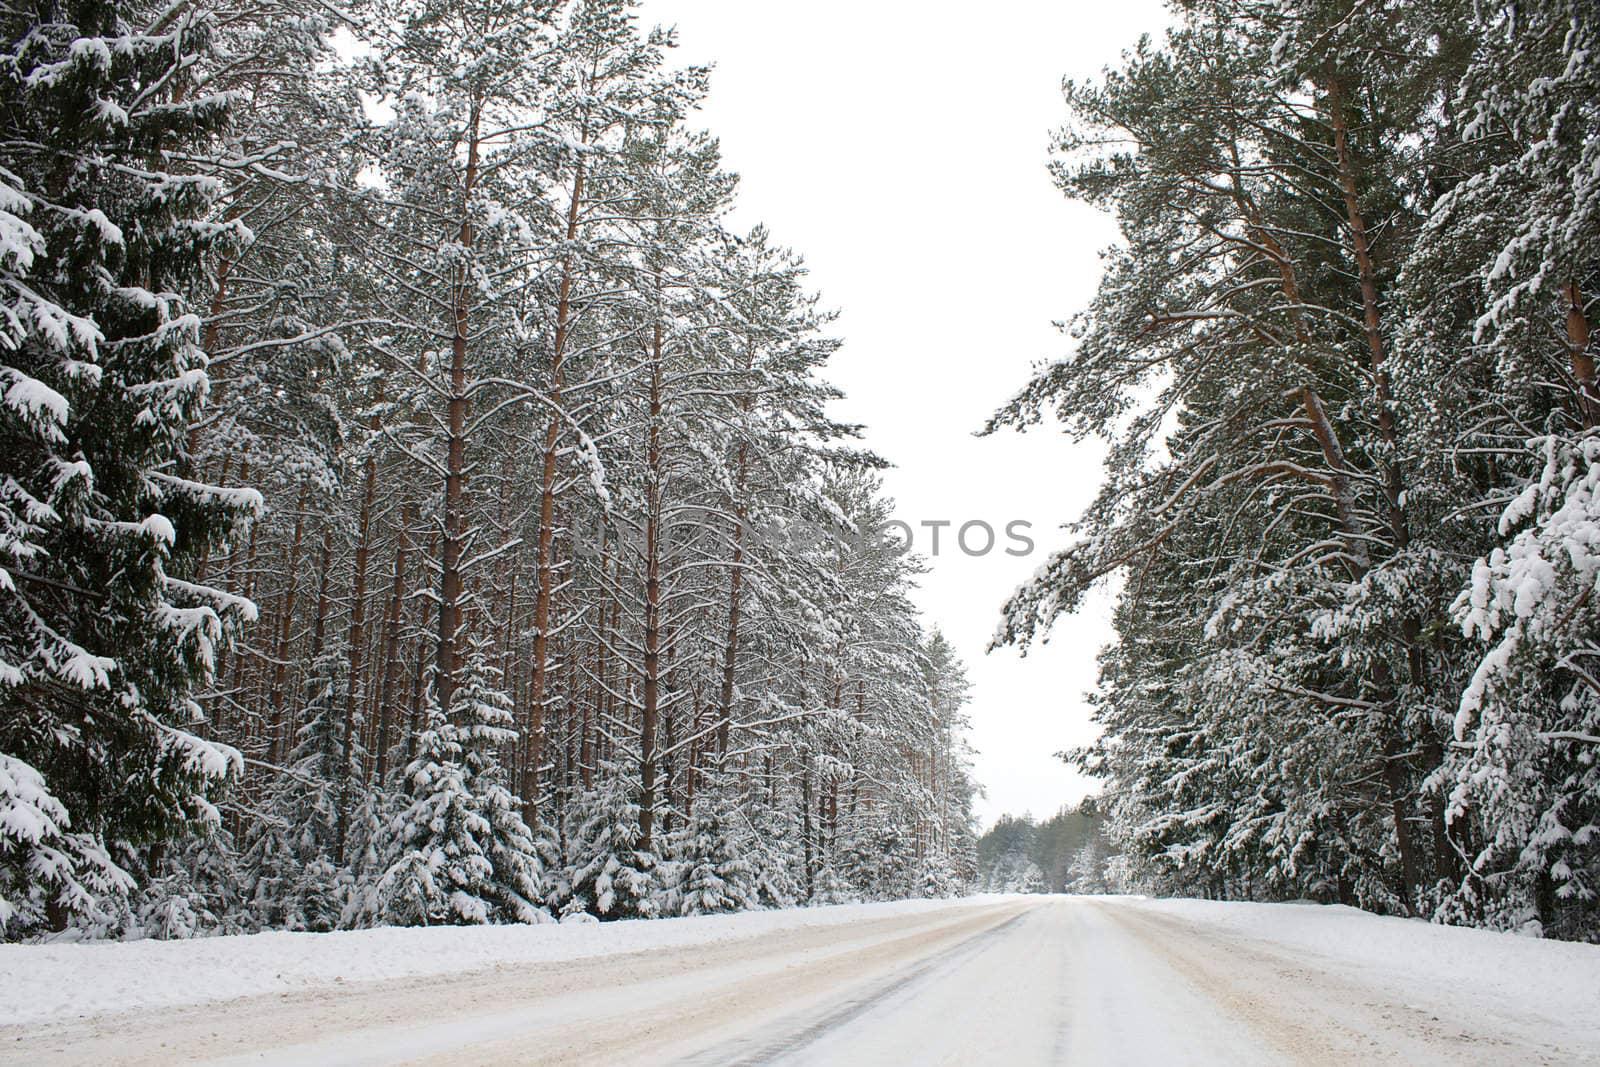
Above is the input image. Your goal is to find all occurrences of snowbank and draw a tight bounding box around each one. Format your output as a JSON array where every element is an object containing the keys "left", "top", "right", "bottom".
[
  {"left": 1127, "top": 896, "right": 1600, "bottom": 1038},
  {"left": 0, "top": 896, "right": 1002, "bottom": 1027}
]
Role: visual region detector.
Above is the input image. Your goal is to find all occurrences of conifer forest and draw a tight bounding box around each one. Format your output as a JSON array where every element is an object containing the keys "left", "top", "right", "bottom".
[
  {"left": 0, "top": 0, "right": 978, "bottom": 939},
  {"left": 991, "top": 0, "right": 1600, "bottom": 940},
  {"left": 4, "top": 0, "right": 1600, "bottom": 958}
]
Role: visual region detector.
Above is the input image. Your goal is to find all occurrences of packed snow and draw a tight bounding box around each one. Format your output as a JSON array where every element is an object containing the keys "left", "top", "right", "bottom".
[
  {"left": 6, "top": 894, "right": 1600, "bottom": 1066},
  {"left": 0, "top": 895, "right": 998, "bottom": 1028}
]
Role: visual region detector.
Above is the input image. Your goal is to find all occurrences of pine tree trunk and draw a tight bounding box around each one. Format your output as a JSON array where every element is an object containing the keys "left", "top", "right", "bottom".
[
  {"left": 605, "top": 593, "right": 620, "bottom": 767},
  {"left": 686, "top": 685, "right": 702, "bottom": 815},
  {"left": 583, "top": 540, "right": 609, "bottom": 791},
  {"left": 1325, "top": 66, "right": 1408, "bottom": 552},
  {"left": 715, "top": 469, "right": 746, "bottom": 759},
  {"left": 661, "top": 655, "right": 677, "bottom": 836},
  {"left": 488, "top": 448, "right": 517, "bottom": 666},
  {"left": 405, "top": 530, "right": 439, "bottom": 768},
  {"left": 375, "top": 500, "right": 414, "bottom": 784},
  {"left": 1325, "top": 68, "right": 1429, "bottom": 904},
  {"left": 292, "top": 523, "right": 337, "bottom": 759},
  {"left": 800, "top": 759, "right": 815, "bottom": 900},
  {"left": 344, "top": 402, "right": 381, "bottom": 746},
  {"left": 1567, "top": 280, "right": 1597, "bottom": 429},
  {"left": 716, "top": 372, "right": 755, "bottom": 757},
  {"left": 527, "top": 145, "right": 590, "bottom": 817},
  {"left": 434, "top": 102, "right": 483, "bottom": 716},
  {"left": 639, "top": 326, "right": 664, "bottom": 853},
  {"left": 267, "top": 483, "right": 311, "bottom": 765},
  {"left": 309, "top": 523, "right": 335, "bottom": 660},
  {"left": 1231, "top": 176, "right": 1369, "bottom": 566}
]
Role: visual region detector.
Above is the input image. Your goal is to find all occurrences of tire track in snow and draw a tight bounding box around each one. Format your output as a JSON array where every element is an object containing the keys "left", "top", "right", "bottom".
[
  {"left": 1, "top": 901, "right": 1028, "bottom": 1067},
  {"left": 1090, "top": 900, "right": 1583, "bottom": 1065},
  {"left": 676, "top": 910, "right": 1031, "bottom": 1065}
]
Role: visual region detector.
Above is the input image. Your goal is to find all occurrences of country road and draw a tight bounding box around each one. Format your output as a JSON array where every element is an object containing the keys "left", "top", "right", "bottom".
[{"left": 4, "top": 896, "right": 1597, "bottom": 1066}]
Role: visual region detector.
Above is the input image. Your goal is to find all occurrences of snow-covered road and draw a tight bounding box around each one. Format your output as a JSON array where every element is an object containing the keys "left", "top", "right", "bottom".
[{"left": 5, "top": 895, "right": 1598, "bottom": 1065}]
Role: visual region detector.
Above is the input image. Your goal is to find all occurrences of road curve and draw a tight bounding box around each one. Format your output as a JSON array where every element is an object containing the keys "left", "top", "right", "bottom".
[{"left": 3, "top": 897, "right": 1590, "bottom": 1065}]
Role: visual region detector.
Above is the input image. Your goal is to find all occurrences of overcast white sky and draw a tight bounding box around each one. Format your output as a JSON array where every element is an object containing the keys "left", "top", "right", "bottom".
[{"left": 635, "top": 0, "right": 1170, "bottom": 826}]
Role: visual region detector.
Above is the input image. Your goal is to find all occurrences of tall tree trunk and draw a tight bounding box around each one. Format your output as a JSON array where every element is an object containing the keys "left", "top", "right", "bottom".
[
  {"left": 716, "top": 363, "right": 756, "bottom": 757},
  {"left": 715, "top": 456, "right": 747, "bottom": 760},
  {"left": 375, "top": 500, "right": 414, "bottom": 784},
  {"left": 489, "top": 448, "right": 518, "bottom": 667},
  {"left": 406, "top": 529, "right": 438, "bottom": 768},
  {"left": 267, "top": 483, "right": 311, "bottom": 765},
  {"left": 1567, "top": 280, "right": 1597, "bottom": 429},
  {"left": 686, "top": 686, "right": 702, "bottom": 814},
  {"left": 1325, "top": 66, "right": 1408, "bottom": 552},
  {"left": 583, "top": 539, "right": 608, "bottom": 791},
  {"left": 800, "top": 758, "right": 815, "bottom": 901},
  {"left": 345, "top": 401, "right": 382, "bottom": 744},
  {"left": 1229, "top": 168, "right": 1369, "bottom": 568},
  {"left": 1326, "top": 67, "right": 1433, "bottom": 904},
  {"left": 639, "top": 325, "right": 664, "bottom": 852},
  {"left": 527, "top": 146, "right": 589, "bottom": 817},
  {"left": 435, "top": 100, "right": 482, "bottom": 715},
  {"left": 308, "top": 523, "right": 335, "bottom": 661},
  {"left": 294, "top": 524, "right": 337, "bottom": 770}
]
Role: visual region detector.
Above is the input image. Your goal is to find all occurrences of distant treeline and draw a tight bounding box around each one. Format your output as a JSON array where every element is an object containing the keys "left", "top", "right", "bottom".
[{"left": 977, "top": 800, "right": 1114, "bottom": 894}]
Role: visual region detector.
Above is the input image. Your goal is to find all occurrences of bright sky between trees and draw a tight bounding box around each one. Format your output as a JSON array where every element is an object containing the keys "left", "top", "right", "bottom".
[{"left": 635, "top": 1, "right": 1171, "bottom": 825}]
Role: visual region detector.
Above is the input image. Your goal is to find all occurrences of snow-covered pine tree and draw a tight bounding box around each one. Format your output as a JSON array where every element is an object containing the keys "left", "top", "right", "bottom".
[
  {"left": 182, "top": 0, "right": 365, "bottom": 797},
  {"left": 988, "top": 0, "right": 1462, "bottom": 915},
  {"left": 518, "top": 0, "right": 695, "bottom": 828},
  {"left": 1, "top": 0, "right": 260, "bottom": 936},
  {"left": 982, "top": 0, "right": 1600, "bottom": 941}
]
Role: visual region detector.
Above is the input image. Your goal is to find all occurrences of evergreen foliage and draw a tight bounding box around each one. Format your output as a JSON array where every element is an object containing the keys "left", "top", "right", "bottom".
[
  {"left": 0, "top": 0, "right": 980, "bottom": 941},
  {"left": 993, "top": 0, "right": 1600, "bottom": 940},
  {"left": 0, "top": 0, "right": 260, "bottom": 935}
]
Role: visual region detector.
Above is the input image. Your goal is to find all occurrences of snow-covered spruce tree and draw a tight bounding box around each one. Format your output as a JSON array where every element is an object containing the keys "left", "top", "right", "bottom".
[
  {"left": 743, "top": 779, "right": 802, "bottom": 909},
  {"left": 1067, "top": 824, "right": 1112, "bottom": 895},
  {"left": 132, "top": 826, "right": 249, "bottom": 939},
  {"left": 669, "top": 774, "right": 758, "bottom": 916},
  {"left": 239, "top": 649, "right": 362, "bottom": 931},
  {"left": 337, "top": 775, "right": 399, "bottom": 930},
  {"left": 0, "top": 0, "right": 260, "bottom": 936},
  {"left": 988, "top": 844, "right": 1047, "bottom": 895},
  {"left": 379, "top": 648, "right": 546, "bottom": 925},
  {"left": 554, "top": 762, "right": 663, "bottom": 920}
]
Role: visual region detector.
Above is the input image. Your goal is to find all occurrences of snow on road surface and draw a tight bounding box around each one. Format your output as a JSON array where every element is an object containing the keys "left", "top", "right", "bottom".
[
  {"left": 3, "top": 895, "right": 1598, "bottom": 1065},
  {"left": 0, "top": 894, "right": 994, "bottom": 1028}
]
